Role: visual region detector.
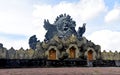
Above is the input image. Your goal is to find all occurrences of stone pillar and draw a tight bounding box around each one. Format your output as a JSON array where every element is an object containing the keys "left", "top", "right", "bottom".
[
  {"left": 7, "top": 47, "right": 16, "bottom": 59},
  {"left": 0, "top": 43, "right": 7, "bottom": 59}
]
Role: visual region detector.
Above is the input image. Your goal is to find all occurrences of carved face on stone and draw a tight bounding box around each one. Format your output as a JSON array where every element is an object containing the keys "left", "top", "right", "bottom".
[
  {"left": 55, "top": 16, "right": 76, "bottom": 36},
  {"left": 57, "top": 18, "right": 70, "bottom": 34}
]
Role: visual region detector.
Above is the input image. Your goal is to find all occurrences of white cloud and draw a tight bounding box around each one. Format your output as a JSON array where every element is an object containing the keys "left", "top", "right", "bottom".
[
  {"left": 0, "top": 11, "right": 34, "bottom": 35},
  {"left": 0, "top": 0, "right": 35, "bottom": 49},
  {"left": 33, "top": 0, "right": 106, "bottom": 41},
  {"left": 87, "top": 30, "right": 120, "bottom": 52},
  {"left": 105, "top": 3, "right": 120, "bottom": 23},
  {"left": 0, "top": 36, "right": 29, "bottom": 50}
]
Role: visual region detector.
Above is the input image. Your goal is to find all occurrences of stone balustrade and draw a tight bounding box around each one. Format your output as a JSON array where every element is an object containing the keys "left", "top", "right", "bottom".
[{"left": 101, "top": 50, "right": 120, "bottom": 60}]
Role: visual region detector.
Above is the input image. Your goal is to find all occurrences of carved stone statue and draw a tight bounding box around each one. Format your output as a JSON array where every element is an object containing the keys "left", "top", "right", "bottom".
[
  {"left": 44, "top": 19, "right": 57, "bottom": 40},
  {"left": 0, "top": 43, "right": 3, "bottom": 48},
  {"left": 28, "top": 35, "right": 39, "bottom": 50},
  {"left": 0, "top": 43, "right": 7, "bottom": 59},
  {"left": 77, "top": 23, "right": 86, "bottom": 38},
  {"left": 44, "top": 14, "right": 79, "bottom": 40},
  {"left": 55, "top": 14, "right": 77, "bottom": 39}
]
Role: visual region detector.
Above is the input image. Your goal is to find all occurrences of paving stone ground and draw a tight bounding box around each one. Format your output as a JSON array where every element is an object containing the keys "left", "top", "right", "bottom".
[{"left": 0, "top": 67, "right": 120, "bottom": 75}]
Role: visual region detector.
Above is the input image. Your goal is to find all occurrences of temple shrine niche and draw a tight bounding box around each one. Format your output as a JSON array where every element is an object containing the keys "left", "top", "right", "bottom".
[
  {"left": 69, "top": 46, "right": 76, "bottom": 59},
  {"left": 49, "top": 48, "right": 56, "bottom": 60},
  {"left": 88, "top": 50, "right": 93, "bottom": 61}
]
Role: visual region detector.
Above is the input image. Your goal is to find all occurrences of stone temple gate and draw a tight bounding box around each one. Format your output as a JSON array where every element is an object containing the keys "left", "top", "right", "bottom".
[
  {"left": 0, "top": 14, "right": 101, "bottom": 61},
  {"left": 0, "top": 14, "right": 120, "bottom": 67},
  {"left": 41, "top": 14, "right": 101, "bottom": 61}
]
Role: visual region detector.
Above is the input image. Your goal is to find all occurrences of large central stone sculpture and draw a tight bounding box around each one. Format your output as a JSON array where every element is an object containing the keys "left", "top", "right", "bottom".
[
  {"left": 38, "top": 14, "right": 101, "bottom": 61},
  {"left": 44, "top": 14, "right": 85, "bottom": 40}
]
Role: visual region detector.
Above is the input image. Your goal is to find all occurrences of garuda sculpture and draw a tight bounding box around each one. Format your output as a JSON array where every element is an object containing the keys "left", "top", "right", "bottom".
[{"left": 44, "top": 14, "right": 86, "bottom": 40}]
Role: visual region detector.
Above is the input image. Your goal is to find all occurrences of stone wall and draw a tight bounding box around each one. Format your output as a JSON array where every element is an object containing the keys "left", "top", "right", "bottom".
[
  {"left": 101, "top": 50, "right": 120, "bottom": 60},
  {"left": 0, "top": 42, "right": 120, "bottom": 60},
  {"left": 0, "top": 34, "right": 101, "bottom": 60},
  {"left": 0, "top": 43, "right": 35, "bottom": 59}
]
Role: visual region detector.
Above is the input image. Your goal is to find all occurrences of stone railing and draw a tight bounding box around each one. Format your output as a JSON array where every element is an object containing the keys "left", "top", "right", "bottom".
[
  {"left": 0, "top": 43, "right": 43, "bottom": 59},
  {"left": 101, "top": 50, "right": 120, "bottom": 60},
  {"left": 0, "top": 42, "right": 120, "bottom": 60}
]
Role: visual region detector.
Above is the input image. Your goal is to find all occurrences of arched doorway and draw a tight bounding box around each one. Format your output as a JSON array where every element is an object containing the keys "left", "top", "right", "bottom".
[
  {"left": 49, "top": 48, "right": 56, "bottom": 60},
  {"left": 87, "top": 50, "right": 93, "bottom": 61},
  {"left": 69, "top": 46, "right": 76, "bottom": 59}
]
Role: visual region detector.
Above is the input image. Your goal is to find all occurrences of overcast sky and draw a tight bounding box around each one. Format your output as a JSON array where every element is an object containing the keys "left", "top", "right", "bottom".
[{"left": 0, "top": 0, "right": 120, "bottom": 51}]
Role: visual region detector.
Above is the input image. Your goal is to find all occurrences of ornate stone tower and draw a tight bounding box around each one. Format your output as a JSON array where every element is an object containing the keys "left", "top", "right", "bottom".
[{"left": 41, "top": 14, "right": 101, "bottom": 61}]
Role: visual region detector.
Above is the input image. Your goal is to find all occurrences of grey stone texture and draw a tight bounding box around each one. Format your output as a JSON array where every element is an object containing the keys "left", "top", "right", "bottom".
[
  {"left": 25, "top": 48, "right": 34, "bottom": 59},
  {"left": 16, "top": 47, "right": 26, "bottom": 59},
  {"left": 6, "top": 47, "right": 16, "bottom": 59}
]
